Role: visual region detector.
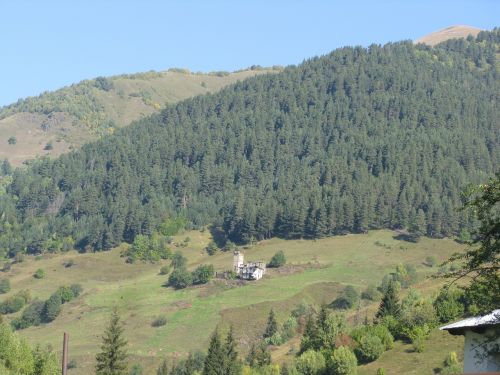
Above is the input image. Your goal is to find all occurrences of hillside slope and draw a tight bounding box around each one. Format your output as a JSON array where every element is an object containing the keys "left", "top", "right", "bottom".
[
  {"left": 415, "top": 25, "right": 482, "bottom": 46},
  {"left": 0, "top": 68, "right": 278, "bottom": 166},
  {"left": 0, "top": 29, "right": 498, "bottom": 258}
]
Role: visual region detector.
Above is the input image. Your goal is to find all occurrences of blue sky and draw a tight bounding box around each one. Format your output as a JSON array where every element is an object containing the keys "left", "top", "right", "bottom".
[{"left": 0, "top": 0, "right": 497, "bottom": 106}]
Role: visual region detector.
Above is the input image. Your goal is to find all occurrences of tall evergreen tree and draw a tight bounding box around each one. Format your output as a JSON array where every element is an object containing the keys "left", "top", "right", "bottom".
[
  {"left": 95, "top": 309, "right": 128, "bottom": 375},
  {"left": 376, "top": 281, "right": 401, "bottom": 319},
  {"left": 224, "top": 326, "right": 240, "bottom": 375},
  {"left": 203, "top": 330, "right": 225, "bottom": 375},
  {"left": 263, "top": 309, "right": 278, "bottom": 338}
]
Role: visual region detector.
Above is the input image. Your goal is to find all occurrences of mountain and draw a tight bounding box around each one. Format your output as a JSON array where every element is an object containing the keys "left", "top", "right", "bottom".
[
  {"left": 415, "top": 25, "right": 482, "bottom": 46},
  {"left": 0, "top": 29, "right": 498, "bottom": 257},
  {"left": 0, "top": 67, "right": 279, "bottom": 166}
]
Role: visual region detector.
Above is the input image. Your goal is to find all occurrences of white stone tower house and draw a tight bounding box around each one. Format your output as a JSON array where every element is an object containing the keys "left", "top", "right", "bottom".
[{"left": 233, "top": 251, "right": 244, "bottom": 272}]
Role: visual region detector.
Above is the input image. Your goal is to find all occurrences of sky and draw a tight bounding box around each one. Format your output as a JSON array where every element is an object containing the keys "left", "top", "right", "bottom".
[{"left": 0, "top": 0, "right": 498, "bottom": 106}]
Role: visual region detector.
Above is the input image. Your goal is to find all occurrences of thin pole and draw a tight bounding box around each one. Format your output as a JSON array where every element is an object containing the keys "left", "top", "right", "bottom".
[{"left": 62, "top": 332, "right": 69, "bottom": 375}]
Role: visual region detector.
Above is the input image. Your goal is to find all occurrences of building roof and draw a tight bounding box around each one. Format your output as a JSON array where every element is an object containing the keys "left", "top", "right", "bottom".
[{"left": 440, "top": 310, "right": 500, "bottom": 335}]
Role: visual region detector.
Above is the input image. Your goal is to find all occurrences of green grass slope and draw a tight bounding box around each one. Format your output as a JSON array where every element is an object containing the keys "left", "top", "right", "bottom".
[
  {"left": 0, "top": 67, "right": 279, "bottom": 166},
  {"left": 0, "top": 230, "right": 465, "bottom": 374}
]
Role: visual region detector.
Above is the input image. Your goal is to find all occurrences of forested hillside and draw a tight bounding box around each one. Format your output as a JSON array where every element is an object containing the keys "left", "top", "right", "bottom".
[
  {"left": 0, "top": 68, "right": 277, "bottom": 166},
  {"left": 0, "top": 29, "right": 498, "bottom": 256}
]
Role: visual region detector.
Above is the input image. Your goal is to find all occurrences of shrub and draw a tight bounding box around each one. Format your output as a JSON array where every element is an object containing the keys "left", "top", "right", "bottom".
[
  {"left": 205, "top": 241, "right": 219, "bottom": 256},
  {"left": 159, "top": 265, "right": 171, "bottom": 275},
  {"left": 433, "top": 288, "right": 465, "bottom": 323},
  {"left": 7, "top": 136, "right": 16, "bottom": 145},
  {"left": 0, "top": 296, "right": 26, "bottom": 314},
  {"left": 56, "top": 286, "right": 75, "bottom": 303},
  {"left": 129, "top": 363, "right": 143, "bottom": 375},
  {"left": 42, "top": 293, "right": 62, "bottom": 323},
  {"left": 351, "top": 324, "right": 393, "bottom": 351},
  {"left": 361, "top": 285, "right": 381, "bottom": 301},
  {"left": 69, "top": 283, "right": 83, "bottom": 297},
  {"left": 294, "top": 349, "right": 326, "bottom": 375},
  {"left": 68, "top": 359, "right": 77, "bottom": 369},
  {"left": 0, "top": 279, "right": 10, "bottom": 294},
  {"left": 44, "top": 142, "right": 53, "bottom": 150},
  {"left": 33, "top": 268, "right": 45, "bottom": 279},
  {"left": 424, "top": 256, "right": 437, "bottom": 267},
  {"left": 192, "top": 264, "right": 214, "bottom": 285},
  {"left": 376, "top": 369, "right": 386, "bottom": 375},
  {"left": 167, "top": 268, "right": 193, "bottom": 289},
  {"left": 268, "top": 250, "right": 286, "bottom": 268},
  {"left": 11, "top": 300, "right": 45, "bottom": 329},
  {"left": 151, "top": 315, "right": 167, "bottom": 327},
  {"left": 63, "top": 259, "right": 75, "bottom": 268},
  {"left": 354, "top": 335, "right": 384, "bottom": 363},
  {"left": 171, "top": 251, "right": 187, "bottom": 269},
  {"left": 332, "top": 285, "right": 359, "bottom": 310},
  {"left": 329, "top": 346, "right": 357, "bottom": 375},
  {"left": 441, "top": 352, "right": 462, "bottom": 374}
]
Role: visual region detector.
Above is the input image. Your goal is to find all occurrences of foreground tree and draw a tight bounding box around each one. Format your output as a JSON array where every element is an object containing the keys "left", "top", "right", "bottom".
[
  {"left": 444, "top": 174, "right": 500, "bottom": 314},
  {"left": 96, "top": 309, "right": 128, "bottom": 375},
  {"left": 264, "top": 309, "right": 278, "bottom": 338},
  {"left": 203, "top": 330, "right": 225, "bottom": 375}
]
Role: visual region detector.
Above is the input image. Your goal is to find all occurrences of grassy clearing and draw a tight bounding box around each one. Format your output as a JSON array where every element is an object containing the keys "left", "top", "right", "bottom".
[{"left": 0, "top": 230, "right": 465, "bottom": 374}]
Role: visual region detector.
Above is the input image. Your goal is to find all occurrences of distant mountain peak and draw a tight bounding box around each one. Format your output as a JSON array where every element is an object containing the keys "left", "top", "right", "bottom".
[{"left": 415, "top": 25, "right": 482, "bottom": 46}]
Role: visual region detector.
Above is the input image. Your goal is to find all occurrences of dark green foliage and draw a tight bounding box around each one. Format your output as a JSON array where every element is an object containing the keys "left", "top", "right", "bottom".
[
  {"left": 167, "top": 268, "right": 193, "bottom": 289},
  {"left": 0, "top": 291, "right": 30, "bottom": 314},
  {"left": 376, "top": 281, "right": 400, "bottom": 319},
  {"left": 354, "top": 335, "right": 385, "bottom": 363},
  {"left": 433, "top": 288, "right": 465, "bottom": 323},
  {"left": 268, "top": 250, "right": 286, "bottom": 268},
  {"left": 1, "top": 159, "right": 12, "bottom": 176},
  {"left": 192, "top": 264, "right": 214, "bottom": 285},
  {"left": 264, "top": 309, "right": 279, "bottom": 338},
  {"left": 151, "top": 315, "right": 167, "bottom": 327},
  {"left": 443, "top": 174, "right": 500, "bottom": 314},
  {"left": 129, "top": 364, "right": 143, "bottom": 375},
  {"left": 44, "top": 142, "right": 53, "bottom": 151},
  {"left": 70, "top": 283, "right": 83, "bottom": 297},
  {"left": 206, "top": 241, "right": 219, "bottom": 256},
  {"left": 203, "top": 330, "right": 226, "bottom": 375},
  {"left": 300, "top": 306, "right": 346, "bottom": 353},
  {"left": 171, "top": 251, "right": 187, "bottom": 269},
  {"left": 331, "top": 285, "right": 359, "bottom": 310},
  {"left": 96, "top": 309, "right": 128, "bottom": 375},
  {"left": 1, "top": 31, "right": 499, "bottom": 256},
  {"left": 361, "top": 285, "right": 381, "bottom": 301},
  {"left": 224, "top": 326, "right": 241, "bottom": 375},
  {"left": 0, "top": 278, "right": 10, "bottom": 294},
  {"left": 94, "top": 77, "right": 114, "bottom": 92},
  {"left": 11, "top": 300, "right": 45, "bottom": 330},
  {"left": 156, "top": 359, "right": 168, "bottom": 375},
  {"left": 42, "top": 293, "right": 62, "bottom": 323},
  {"left": 33, "top": 268, "right": 45, "bottom": 279},
  {"left": 7, "top": 136, "right": 16, "bottom": 145}
]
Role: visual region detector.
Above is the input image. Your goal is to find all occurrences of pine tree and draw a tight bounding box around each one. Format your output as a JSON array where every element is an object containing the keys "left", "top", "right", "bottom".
[
  {"left": 263, "top": 309, "right": 278, "bottom": 338},
  {"left": 224, "top": 326, "right": 240, "bottom": 375},
  {"left": 203, "top": 330, "right": 226, "bottom": 375},
  {"left": 156, "top": 359, "right": 168, "bottom": 375},
  {"left": 96, "top": 309, "right": 128, "bottom": 375},
  {"left": 376, "top": 280, "right": 400, "bottom": 319}
]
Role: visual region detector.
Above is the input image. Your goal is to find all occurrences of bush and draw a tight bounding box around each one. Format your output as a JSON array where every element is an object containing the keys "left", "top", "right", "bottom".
[
  {"left": 11, "top": 300, "right": 45, "bottom": 329},
  {"left": 361, "top": 285, "right": 381, "bottom": 301},
  {"left": 68, "top": 359, "right": 77, "bottom": 369},
  {"left": 0, "top": 296, "right": 26, "bottom": 314},
  {"left": 329, "top": 346, "right": 357, "bottom": 375},
  {"left": 351, "top": 324, "right": 393, "bottom": 351},
  {"left": 332, "top": 285, "right": 360, "bottom": 310},
  {"left": 44, "top": 141, "right": 53, "bottom": 150},
  {"left": 354, "top": 335, "right": 384, "bottom": 363},
  {"left": 433, "top": 288, "right": 465, "bottom": 323},
  {"left": 42, "top": 293, "right": 62, "bottom": 323},
  {"left": 63, "top": 259, "right": 75, "bottom": 268},
  {"left": 70, "top": 283, "right": 83, "bottom": 297},
  {"left": 192, "top": 264, "right": 214, "bottom": 285},
  {"left": 7, "top": 136, "right": 16, "bottom": 145},
  {"left": 441, "top": 352, "right": 462, "bottom": 374},
  {"left": 167, "top": 268, "right": 193, "bottom": 289},
  {"left": 33, "top": 268, "right": 45, "bottom": 279},
  {"left": 151, "top": 315, "right": 167, "bottom": 327},
  {"left": 268, "top": 250, "right": 286, "bottom": 268},
  {"left": 424, "top": 256, "right": 437, "bottom": 267},
  {"left": 171, "top": 251, "right": 187, "bottom": 269},
  {"left": 205, "top": 241, "right": 219, "bottom": 256},
  {"left": 159, "top": 265, "right": 171, "bottom": 275},
  {"left": 0, "top": 279, "right": 10, "bottom": 294},
  {"left": 294, "top": 349, "right": 326, "bottom": 375},
  {"left": 56, "top": 286, "right": 75, "bottom": 303}
]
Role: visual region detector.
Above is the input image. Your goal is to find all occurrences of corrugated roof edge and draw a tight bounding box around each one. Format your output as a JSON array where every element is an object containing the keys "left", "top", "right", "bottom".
[{"left": 440, "top": 309, "right": 500, "bottom": 332}]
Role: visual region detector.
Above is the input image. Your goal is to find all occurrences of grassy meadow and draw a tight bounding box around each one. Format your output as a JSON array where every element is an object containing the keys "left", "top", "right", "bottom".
[{"left": 0, "top": 230, "right": 465, "bottom": 374}]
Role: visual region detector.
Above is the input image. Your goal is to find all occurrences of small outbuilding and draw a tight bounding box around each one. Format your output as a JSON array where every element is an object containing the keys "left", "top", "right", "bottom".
[{"left": 440, "top": 309, "right": 500, "bottom": 373}]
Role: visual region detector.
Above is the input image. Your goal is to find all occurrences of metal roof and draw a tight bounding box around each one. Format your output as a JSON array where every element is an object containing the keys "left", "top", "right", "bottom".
[{"left": 440, "top": 310, "right": 500, "bottom": 332}]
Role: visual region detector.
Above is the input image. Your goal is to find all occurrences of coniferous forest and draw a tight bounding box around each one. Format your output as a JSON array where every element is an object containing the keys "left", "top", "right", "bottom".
[{"left": 0, "top": 30, "right": 498, "bottom": 256}]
